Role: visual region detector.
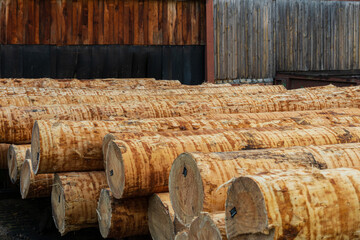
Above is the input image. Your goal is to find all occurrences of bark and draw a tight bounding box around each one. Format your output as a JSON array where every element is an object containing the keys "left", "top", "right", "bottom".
[
  {"left": 225, "top": 168, "right": 360, "bottom": 240},
  {"left": 7, "top": 144, "right": 30, "bottom": 184},
  {"left": 20, "top": 159, "right": 53, "bottom": 199},
  {"left": 148, "top": 193, "right": 185, "bottom": 240},
  {"left": 97, "top": 188, "right": 149, "bottom": 239},
  {"left": 169, "top": 142, "right": 360, "bottom": 225},
  {"left": 106, "top": 124, "right": 360, "bottom": 199},
  {"left": 51, "top": 171, "right": 108, "bottom": 236},
  {"left": 0, "top": 144, "right": 10, "bottom": 169},
  {"left": 188, "top": 212, "right": 226, "bottom": 240}
]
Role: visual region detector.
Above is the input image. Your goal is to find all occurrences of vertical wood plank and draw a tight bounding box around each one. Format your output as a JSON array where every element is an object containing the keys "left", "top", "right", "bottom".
[{"left": 175, "top": 0, "right": 182, "bottom": 45}]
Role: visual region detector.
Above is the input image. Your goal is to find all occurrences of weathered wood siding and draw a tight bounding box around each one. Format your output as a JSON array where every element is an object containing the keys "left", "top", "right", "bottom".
[
  {"left": 0, "top": 0, "right": 205, "bottom": 46},
  {"left": 276, "top": 0, "right": 360, "bottom": 71},
  {"left": 214, "top": 0, "right": 276, "bottom": 80},
  {"left": 214, "top": 0, "right": 360, "bottom": 81}
]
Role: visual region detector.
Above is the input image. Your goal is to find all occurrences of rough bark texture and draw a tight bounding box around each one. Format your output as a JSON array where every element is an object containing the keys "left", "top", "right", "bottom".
[
  {"left": 20, "top": 159, "right": 53, "bottom": 199},
  {"left": 0, "top": 78, "right": 184, "bottom": 89},
  {"left": 225, "top": 168, "right": 360, "bottom": 240},
  {"left": 51, "top": 171, "right": 108, "bottom": 236},
  {"left": 97, "top": 188, "right": 149, "bottom": 239},
  {"left": 7, "top": 144, "right": 30, "bottom": 184},
  {"left": 107, "top": 124, "right": 360, "bottom": 199},
  {"left": 169, "top": 142, "right": 360, "bottom": 225},
  {"left": 188, "top": 212, "right": 226, "bottom": 240},
  {"left": 148, "top": 193, "right": 183, "bottom": 240},
  {"left": 0, "top": 144, "right": 10, "bottom": 169}
]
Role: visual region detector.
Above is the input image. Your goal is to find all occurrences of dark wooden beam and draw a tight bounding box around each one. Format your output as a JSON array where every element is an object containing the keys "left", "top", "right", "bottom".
[{"left": 205, "top": 0, "right": 215, "bottom": 83}]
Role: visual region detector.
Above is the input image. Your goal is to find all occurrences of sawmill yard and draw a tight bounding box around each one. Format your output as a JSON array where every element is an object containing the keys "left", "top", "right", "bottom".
[{"left": 0, "top": 79, "right": 358, "bottom": 239}]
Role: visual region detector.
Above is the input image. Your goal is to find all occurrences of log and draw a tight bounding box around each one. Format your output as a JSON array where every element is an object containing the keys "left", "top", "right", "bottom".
[
  {"left": 0, "top": 78, "right": 183, "bottom": 89},
  {"left": 188, "top": 213, "right": 226, "bottom": 240},
  {"left": 7, "top": 144, "right": 30, "bottom": 184},
  {"left": 106, "top": 125, "right": 360, "bottom": 199},
  {"left": 33, "top": 108, "right": 360, "bottom": 173},
  {"left": 169, "top": 142, "right": 360, "bottom": 225},
  {"left": 175, "top": 230, "right": 189, "bottom": 240},
  {"left": 20, "top": 159, "right": 53, "bottom": 199},
  {"left": 0, "top": 84, "right": 285, "bottom": 97},
  {"left": 148, "top": 193, "right": 186, "bottom": 240},
  {"left": 51, "top": 171, "right": 108, "bottom": 235},
  {"left": 32, "top": 120, "right": 212, "bottom": 174},
  {"left": 0, "top": 144, "right": 10, "bottom": 169},
  {"left": 225, "top": 168, "right": 360, "bottom": 239},
  {"left": 97, "top": 188, "right": 149, "bottom": 239}
]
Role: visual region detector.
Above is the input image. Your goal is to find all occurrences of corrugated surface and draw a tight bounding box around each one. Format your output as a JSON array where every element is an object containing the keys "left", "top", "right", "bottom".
[
  {"left": 276, "top": 0, "right": 360, "bottom": 71},
  {"left": 0, "top": 0, "right": 205, "bottom": 46},
  {"left": 214, "top": 0, "right": 360, "bottom": 80},
  {"left": 214, "top": 0, "right": 275, "bottom": 80}
]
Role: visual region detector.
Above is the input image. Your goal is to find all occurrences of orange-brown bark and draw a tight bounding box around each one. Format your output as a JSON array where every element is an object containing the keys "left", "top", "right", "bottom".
[
  {"left": 51, "top": 171, "right": 108, "bottom": 236},
  {"left": 225, "top": 168, "right": 360, "bottom": 239},
  {"left": 7, "top": 144, "right": 30, "bottom": 184},
  {"left": 106, "top": 125, "right": 360, "bottom": 199},
  {"left": 20, "top": 159, "right": 53, "bottom": 199},
  {"left": 169, "top": 142, "right": 360, "bottom": 225},
  {"left": 97, "top": 188, "right": 149, "bottom": 239}
]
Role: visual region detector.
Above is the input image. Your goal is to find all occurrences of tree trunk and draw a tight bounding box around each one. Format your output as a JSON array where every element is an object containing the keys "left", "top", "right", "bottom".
[
  {"left": 20, "top": 159, "right": 53, "bottom": 199},
  {"left": 7, "top": 144, "right": 30, "bottom": 184},
  {"left": 175, "top": 230, "right": 189, "bottom": 240},
  {"left": 188, "top": 212, "right": 226, "bottom": 240},
  {"left": 225, "top": 168, "right": 360, "bottom": 240},
  {"left": 0, "top": 84, "right": 285, "bottom": 97},
  {"left": 148, "top": 193, "right": 186, "bottom": 240},
  {"left": 0, "top": 78, "right": 185, "bottom": 88},
  {"left": 169, "top": 142, "right": 360, "bottom": 225},
  {"left": 106, "top": 125, "right": 360, "bottom": 199},
  {"left": 34, "top": 108, "right": 360, "bottom": 173},
  {"left": 0, "top": 144, "right": 10, "bottom": 169},
  {"left": 51, "top": 171, "right": 108, "bottom": 236},
  {"left": 97, "top": 188, "right": 149, "bottom": 239}
]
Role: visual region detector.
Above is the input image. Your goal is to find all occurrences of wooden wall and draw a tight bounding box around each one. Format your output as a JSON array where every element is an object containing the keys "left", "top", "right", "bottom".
[
  {"left": 214, "top": 0, "right": 275, "bottom": 80},
  {"left": 276, "top": 0, "right": 360, "bottom": 71},
  {"left": 0, "top": 0, "right": 205, "bottom": 45},
  {"left": 214, "top": 0, "right": 360, "bottom": 81}
]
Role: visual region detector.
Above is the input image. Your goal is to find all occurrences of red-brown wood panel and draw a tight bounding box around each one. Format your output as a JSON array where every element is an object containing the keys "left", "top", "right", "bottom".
[{"left": 0, "top": 0, "right": 205, "bottom": 45}]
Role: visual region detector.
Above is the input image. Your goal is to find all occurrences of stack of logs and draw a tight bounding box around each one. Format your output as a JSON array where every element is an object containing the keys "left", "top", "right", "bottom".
[{"left": 1, "top": 78, "right": 360, "bottom": 239}]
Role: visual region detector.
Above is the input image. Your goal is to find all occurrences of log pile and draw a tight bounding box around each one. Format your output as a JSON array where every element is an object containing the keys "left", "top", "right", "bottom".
[{"left": 0, "top": 78, "right": 359, "bottom": 239}]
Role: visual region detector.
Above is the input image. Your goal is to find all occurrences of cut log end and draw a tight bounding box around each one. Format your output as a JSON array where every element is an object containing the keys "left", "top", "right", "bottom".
[
  {"left": 25, "top": 149, "right": 31, "bottom": 160},
  {"left": 20, "top": 159, "right": 32, "bottom": 199},
  {"left": 102, "top": 134, "right": 116, "bottom": 165},
  {"left": 188, "top": 213, "right": 222, "bottom": 240},
  {"left": 148, "top": 194, "right": 175, "bottom": 240},
  {"left": 31, "top": 121, "right": 41, "bottom": 174},
  {"left": 51, "top": 174, "right": 66, "bottom": 235},
  {"left": 169, "top": 153, "right": 204, "bottom": 226},
  {"left": 225, "top": 177, "right": 270, "bottom": 240},
  {"left": 7, "top": 145, "right": 18, "bottom": 184},
  {"left": 175, "top": 230, "right": 189, "bottom": 240},
  {"left": 106, "top": 141, "right": 125, "bottom": 199},
  {"left": 97, "top": 189, "right": 112, "bottom": 238}
]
